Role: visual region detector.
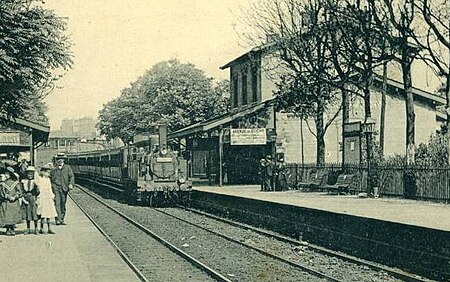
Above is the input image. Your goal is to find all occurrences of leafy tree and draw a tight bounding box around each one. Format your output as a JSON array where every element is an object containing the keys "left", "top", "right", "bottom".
[
  {"left": 21, "top": 96, "right": 49, "bottom": 125},
  {"left": 98, "top": 60, "right": 230, "bottom": 142},
  {"left": 0, "top": 0, "right": 72, "bottom": 119},
  {"left": 97, "top": 89, "right": 141, "bottom": 143}
]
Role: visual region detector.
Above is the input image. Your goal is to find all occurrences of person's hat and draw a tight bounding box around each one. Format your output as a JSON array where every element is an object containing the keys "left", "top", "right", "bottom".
[
  {"left": 26, "top": 166, "right": 36, "bottom": 172},
  {"left": 55, "top": 153, "right": 67, "bottom": 159},
  {"left": 41, "top": 164, "right": 52, "bottom": 171},
  {"left": 6, "top": 167, "right": 19, "bottom": 179},
  {"left": 6, "top": 166, "right": 15, "bottom": 174}
]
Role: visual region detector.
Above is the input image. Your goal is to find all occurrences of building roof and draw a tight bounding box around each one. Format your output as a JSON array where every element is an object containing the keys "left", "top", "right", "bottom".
[
  {"left": 0, "top": 116, "right": 50, "bottom": 145},
  {"left": 48, "top": 130, "right": 80, "bottom": 139},
  {"left": 219, "top": 43, "right": 275, "bottom": 70},
  {"left": 169, "top": 98, "right": 276, "bottom": 139},
  {"left": 221, "top": 44, "right": 445, "bottom": 107},
  {"left": 372, "top": 76, "right": 445, "bottom": 106}
]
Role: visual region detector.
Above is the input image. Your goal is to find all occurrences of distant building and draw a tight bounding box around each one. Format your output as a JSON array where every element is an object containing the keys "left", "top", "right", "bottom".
[
  {"left": 56, "top": 117, "right": 97, "bottom": 139},
  {"left": 35, "top": 117, "right": 108, "bottom": 166}
]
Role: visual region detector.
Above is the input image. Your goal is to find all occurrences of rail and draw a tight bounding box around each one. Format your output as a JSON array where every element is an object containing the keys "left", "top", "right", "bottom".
[
  {"left": 74, "top": 184, "right": 232, "bottom": 282},
  {"left": 177, "top": 205, "right": 432, "bottom": 282}
]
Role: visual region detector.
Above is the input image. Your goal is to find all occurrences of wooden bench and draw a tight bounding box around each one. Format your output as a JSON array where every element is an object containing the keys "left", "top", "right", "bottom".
[
  {"left": 297, "top": 171, "right": 328, "bottom": 191},
  {"left": 325, "top": 174, "right": 355, "bottom": 195}
]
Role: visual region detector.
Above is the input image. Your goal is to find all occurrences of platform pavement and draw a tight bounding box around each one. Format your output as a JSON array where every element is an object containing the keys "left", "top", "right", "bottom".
[
  {"left": 194, "top": 185, "right": 450, "bottom": 231},
  {"left": 0, "top": 197, "right": 140, "bottom": 282}
]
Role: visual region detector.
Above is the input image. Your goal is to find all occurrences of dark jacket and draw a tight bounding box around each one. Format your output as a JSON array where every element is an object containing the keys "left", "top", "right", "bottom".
[{"left": 50, "top": 164, "right": 74, "bottom": 192}]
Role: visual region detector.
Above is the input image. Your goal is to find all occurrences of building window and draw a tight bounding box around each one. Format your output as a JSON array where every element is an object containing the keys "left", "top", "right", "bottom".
[
  {"left": 242, "top": 73, "right": 248, "bottom": 105},
  {"left": 233, "top": 77, "right": 238, "bottom": 108},
  {"left": 251, "top": 67, "right": 258, "bottom": 102}
]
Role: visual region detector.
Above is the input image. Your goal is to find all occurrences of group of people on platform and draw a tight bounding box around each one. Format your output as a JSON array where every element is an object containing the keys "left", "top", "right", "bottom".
[
  {"left": 259, "top": 154, "right": 288, "bottom": 191},
  {"left": 0, "top": 154, "right": 74, "bottom": 236}
]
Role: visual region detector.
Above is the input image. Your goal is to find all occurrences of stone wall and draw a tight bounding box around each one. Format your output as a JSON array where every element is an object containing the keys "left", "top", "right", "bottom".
[{"left": 192, "top": 190, "right": 450, "bottom": 280}]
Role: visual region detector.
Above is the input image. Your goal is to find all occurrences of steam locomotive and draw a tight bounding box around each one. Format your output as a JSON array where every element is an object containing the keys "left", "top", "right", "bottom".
[{"left": 67, "top": 125, "right": 192, "bottom": 206}]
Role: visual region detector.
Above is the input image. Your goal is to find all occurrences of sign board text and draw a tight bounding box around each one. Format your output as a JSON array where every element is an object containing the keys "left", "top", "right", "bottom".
[{"left": 230, "top": 128, "right": 267, "bottom": 145}]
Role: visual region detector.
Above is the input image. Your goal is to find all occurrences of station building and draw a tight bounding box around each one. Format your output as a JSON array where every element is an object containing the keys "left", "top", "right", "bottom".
[
  {"left": 0, "top": 116, "right": 50, "bottom": 166},
  {"left": 169, "top": 44, "right": 445, "bottom": 185}
]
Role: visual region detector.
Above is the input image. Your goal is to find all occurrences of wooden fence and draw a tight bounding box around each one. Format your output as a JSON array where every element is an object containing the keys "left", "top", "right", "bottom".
[{"left": 284, "top": 163, "right": 450, "bottom": 203}]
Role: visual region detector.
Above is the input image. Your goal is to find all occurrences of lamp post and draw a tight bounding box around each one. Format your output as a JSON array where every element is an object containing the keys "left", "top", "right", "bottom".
[{"left": 362, "top": 117, "right": 376, "bottom": 197}]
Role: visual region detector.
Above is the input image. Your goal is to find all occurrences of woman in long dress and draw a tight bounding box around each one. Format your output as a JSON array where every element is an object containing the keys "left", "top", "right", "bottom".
[
  {"left": 0, "top": 167, "right": 23, "bottom": 236},
  {"left": 37, "top": 165, "right": 57, "bottom": 234}
]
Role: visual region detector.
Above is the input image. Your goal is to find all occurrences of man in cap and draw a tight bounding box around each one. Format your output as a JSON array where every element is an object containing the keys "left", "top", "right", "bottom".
[{"left": 50, "top": 153, "right": 74, "bottom": 225}]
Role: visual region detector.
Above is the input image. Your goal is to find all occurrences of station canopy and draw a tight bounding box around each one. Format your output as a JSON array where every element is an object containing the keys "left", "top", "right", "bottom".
[
  {"left": 168, "top": 97, "right": 276, "bottom": 139},
  {"left": 0, "top": 116, "right": 50, "bottom": 153}
]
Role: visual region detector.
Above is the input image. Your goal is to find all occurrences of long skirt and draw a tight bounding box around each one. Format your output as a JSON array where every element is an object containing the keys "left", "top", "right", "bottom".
[
  {"left": 22, "top": 193, "right": 38, "bottom": 221},
  {"left": 0, "top": 200, "right": 23, "bottom": 226},
  {"left": 37, "top": 196, "right": 57, "bottom": 219}
]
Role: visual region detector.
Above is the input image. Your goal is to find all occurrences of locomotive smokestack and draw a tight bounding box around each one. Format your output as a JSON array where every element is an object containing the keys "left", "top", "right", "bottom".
[{"left": 159, "top": 124, "right": 167, "bottom": 150}]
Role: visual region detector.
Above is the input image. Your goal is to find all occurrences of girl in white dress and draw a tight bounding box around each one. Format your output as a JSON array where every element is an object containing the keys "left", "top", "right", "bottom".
[{"left": 37, "top": 165, "right": 57, "bottom": 234}]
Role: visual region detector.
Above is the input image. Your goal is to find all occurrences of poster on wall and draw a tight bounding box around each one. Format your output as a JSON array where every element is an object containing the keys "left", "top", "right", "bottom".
[{"left": 230, "top": 128, "right": 267, "bottom": 145}]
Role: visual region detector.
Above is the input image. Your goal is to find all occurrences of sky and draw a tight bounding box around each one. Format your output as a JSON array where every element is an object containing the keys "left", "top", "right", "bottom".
[{"left": 44, "top": 0, "right": 250, "bottom": 130}]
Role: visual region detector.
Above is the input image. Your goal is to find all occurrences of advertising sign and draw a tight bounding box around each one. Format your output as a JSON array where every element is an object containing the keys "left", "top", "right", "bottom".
[
  {"left": 0, "top": 131, "right": 21, "bottom": 145},
  {"left": 230, "top": 128, "right": 267, "bottom": 145}
]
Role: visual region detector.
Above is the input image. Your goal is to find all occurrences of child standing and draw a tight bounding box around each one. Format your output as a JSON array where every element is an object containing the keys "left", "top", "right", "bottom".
[
  {"left": 21, "top": 166, "right": 40, "bottom": 235},
  {"left": 37, "top": 165, "right": 57, "bottom": 234}
]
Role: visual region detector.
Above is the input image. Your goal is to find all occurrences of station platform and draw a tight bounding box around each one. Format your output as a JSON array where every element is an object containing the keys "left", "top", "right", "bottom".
[
  {"left": 193, "top": 185, "right": 450, "bottom": 280},
  {"left": 0, "top": 197, "right": 140, "bottom": 282},
  {"left": 194, "top": 185, "right": 450, "bottom": 231}
]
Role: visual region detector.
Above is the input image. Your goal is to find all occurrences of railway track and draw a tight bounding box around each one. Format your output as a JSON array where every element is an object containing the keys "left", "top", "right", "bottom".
[
  {"left": 74, "top": 180, "right": 433, "bottom": 281},
  {"left": 152, "top": 207, "right": 345, "bottom": 281},
  {"left": 73, "top": 184, "right": 338, "bottom": 281},
  {"left": 153, "top": 207, "right": 434, "bottom": 282},
  {"left": 70, "top": 185, "right": 231, "bottom": 282},
  {"left": 173, "top": 205, "right": 432, "bottom": 282}
]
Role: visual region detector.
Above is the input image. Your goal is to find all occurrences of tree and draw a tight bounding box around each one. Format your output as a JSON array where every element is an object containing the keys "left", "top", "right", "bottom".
[
  {"left": 243, "top": 0, "right": 344, "bottom": 165},
  {"left": 21, "top": 96, "right": 49, "bottom": 125},
  {"left": 0, "top": 0, "right": 72, "bottom": 119},
  {"left": 97, "top": 60, "right": 230, "bottom": 142},
  {"left": 415, "top": 0, "right": 449, "bottom": 162},
  {"left": 369, "top": 0, "right": 423, "bottom": 165},
  {"left": 97, "top": 89, "right": 141, "bottom": 143}
]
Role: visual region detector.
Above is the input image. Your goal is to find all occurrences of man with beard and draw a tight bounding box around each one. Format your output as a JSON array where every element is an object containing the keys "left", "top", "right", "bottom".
[{"left": 50, "top": 153, "right": 74, "bottom": 225}]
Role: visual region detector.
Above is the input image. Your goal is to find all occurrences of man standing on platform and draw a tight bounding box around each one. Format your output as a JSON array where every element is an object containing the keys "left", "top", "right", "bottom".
[
  {"left": 50, "top": 153, "right": 74, "bottom": 225},
  {"left": 265, "top": 155, "right": 274, "bottom": 191},
  {"left": 259, "top": 158, "right": 267, "bottom": 191}
]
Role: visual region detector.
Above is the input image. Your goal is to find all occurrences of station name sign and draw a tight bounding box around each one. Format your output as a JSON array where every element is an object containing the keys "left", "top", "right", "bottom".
[
  {"left": 0, "top": 131, "right": 21, "bottom": 145},
  {"left": 230, "top": 128, "right": 267, "bottom": 145}
]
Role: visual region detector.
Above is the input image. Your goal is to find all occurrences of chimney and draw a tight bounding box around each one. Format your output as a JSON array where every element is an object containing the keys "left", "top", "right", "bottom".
[{"left": 158, "top": 124, "right": 167, "bottom": 150}]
